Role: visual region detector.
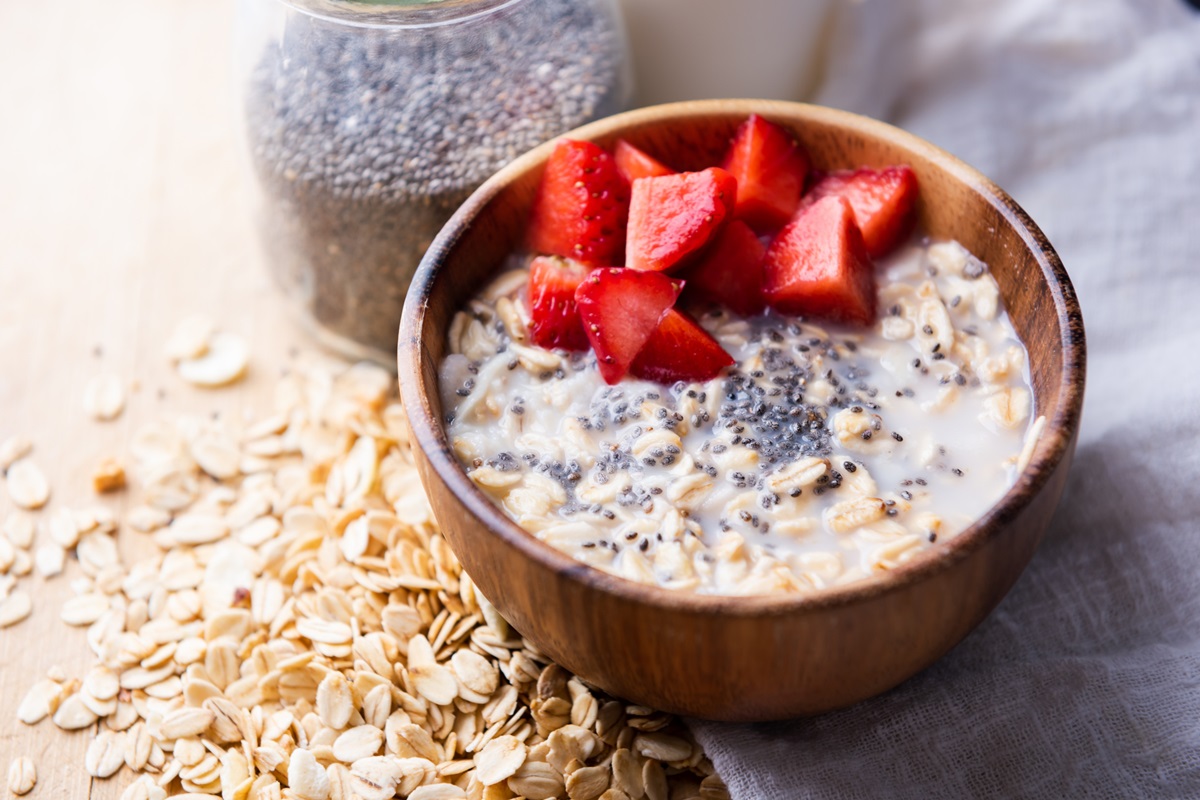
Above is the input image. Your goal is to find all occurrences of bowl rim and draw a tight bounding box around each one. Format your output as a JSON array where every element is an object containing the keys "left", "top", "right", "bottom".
[{"left": 398, "top": 98, "right": 1087, "bottom": 618}]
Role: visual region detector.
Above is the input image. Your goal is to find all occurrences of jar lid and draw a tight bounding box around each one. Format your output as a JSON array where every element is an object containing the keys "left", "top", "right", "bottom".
[{"left": 280, "top": 0, "right": 526, "bottom": 28}]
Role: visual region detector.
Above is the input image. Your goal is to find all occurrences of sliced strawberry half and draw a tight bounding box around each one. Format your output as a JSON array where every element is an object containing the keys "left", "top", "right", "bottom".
[
  {"left": 802, "top": 166, "right": 919, "bottom": 258},
  {"left": 614, "top": 139, "right": 675, "bottom": 183},
  {"left": 526, "top": 255, "right": 592, "bottom": 351},
  {"left": 575, "top": 268, "right": 683, "bottom": 385},
  {"left": 630, "top": 309, "right": 734, "bottom": 385},
  {"left": 681, "top": 219, "right": 767, "bottom": 316},
  {"left": 626, "top": 167, "right": 737, "bottom": 273},
  {"left": 526, "top": 139, "right": 630, "bottom": 264},
  {"left": 762, "top": 196, "right": 877, "bottom": 325},
  {"left": 720, "top": 114, "right": 810, "bottom": 234}
]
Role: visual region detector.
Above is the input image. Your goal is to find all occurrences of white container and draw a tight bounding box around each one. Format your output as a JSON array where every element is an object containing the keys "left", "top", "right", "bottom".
[{"left": 619, "top": 0, "right": 835, "bottom": 106}]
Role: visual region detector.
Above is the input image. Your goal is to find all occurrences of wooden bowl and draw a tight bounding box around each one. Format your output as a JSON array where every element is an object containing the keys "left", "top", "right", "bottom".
[{"left": 398, "top": 100, "right": 1086, "bottom": 721}]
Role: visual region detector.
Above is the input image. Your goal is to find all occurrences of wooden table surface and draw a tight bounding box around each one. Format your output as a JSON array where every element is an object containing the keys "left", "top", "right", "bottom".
[{"left": 0, "top": 2, "right": 322, "bottom": 795}]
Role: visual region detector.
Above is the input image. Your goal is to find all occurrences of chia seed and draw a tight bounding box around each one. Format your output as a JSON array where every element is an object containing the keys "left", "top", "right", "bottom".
[{"left": 245, "top": 0, "right": 627, "bottom": 355}]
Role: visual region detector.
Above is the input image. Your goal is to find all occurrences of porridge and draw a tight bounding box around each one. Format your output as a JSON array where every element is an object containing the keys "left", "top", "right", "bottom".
[
  {"left": 439, "top": 117, "right": 1042, "bottom": 595},
  {"left": 442, "top": 241, "right": 1039, "bottom": 595}
]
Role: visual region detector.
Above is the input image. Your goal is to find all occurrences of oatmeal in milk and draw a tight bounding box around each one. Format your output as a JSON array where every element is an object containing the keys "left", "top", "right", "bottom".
[{"left": 442, "top": 240, "right": 1040, "bottom": 595}]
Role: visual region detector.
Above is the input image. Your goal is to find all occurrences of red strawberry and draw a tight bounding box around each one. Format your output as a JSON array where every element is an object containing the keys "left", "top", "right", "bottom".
[
  {"left": 526, "top": 256, "right": 592, "bottom": 351},
  {"left": 630, "top": 309, "right": 734, "bottom": 384},
  {"left": 526, "top": 139, "right": 630, "bottom": 264},
  {"left": 574, "top": 268, "right": 683, "bottom": 385},
  {"left": 614, "top": 139, "right": 674, "bottom": 183},
  {"left": 720, "top": 114, "right": 810, "bottom": 233},
  {"left": 802, "top": 166, "right": 919, "bottom": 257},
  {"left": 626, "top": 168, "right": 738, "bottom": 273},
  {"left": 681, "top": 219, "right": 767, "bottom": 316},
  {"left": 762, "top": 196, "right": 877, "bottom": 325}
]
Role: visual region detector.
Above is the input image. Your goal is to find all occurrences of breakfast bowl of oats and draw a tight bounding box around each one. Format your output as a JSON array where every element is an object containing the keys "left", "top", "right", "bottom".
[{"left": 398, "top": 100, "right": 1086, "bottom": 720}]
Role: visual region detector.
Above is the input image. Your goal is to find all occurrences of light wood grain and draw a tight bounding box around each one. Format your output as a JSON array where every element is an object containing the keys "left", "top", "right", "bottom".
[
  {"left": 0, "top": 1, "right": 314, "bottom": 796},
  {"left": 399, "top": 100, "right": 1087, "bottom": 720}
]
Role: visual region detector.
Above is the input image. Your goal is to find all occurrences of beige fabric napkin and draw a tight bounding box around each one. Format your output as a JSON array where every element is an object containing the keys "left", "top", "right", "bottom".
[{"left": 688, "top": 1, "right": 1200, "bottom": 796}]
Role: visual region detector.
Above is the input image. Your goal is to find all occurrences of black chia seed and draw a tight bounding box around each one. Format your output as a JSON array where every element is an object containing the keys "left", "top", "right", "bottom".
[{"left": 245, "top": 0, "right": 627, "bottom": 354}]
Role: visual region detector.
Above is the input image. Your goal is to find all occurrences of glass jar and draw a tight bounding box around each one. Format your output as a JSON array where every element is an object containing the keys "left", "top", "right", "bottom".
[{"left": 237, "top": 0, "right": 632, "bottom": 363}]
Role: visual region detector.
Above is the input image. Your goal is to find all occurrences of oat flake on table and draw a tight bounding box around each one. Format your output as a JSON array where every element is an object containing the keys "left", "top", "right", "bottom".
[{"left": 2, "top": 340, "right": 725, "bottom": 800}]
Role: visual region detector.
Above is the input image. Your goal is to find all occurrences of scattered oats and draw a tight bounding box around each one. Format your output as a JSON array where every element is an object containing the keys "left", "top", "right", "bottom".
[
  {"left": 635, "top": 732, "right": 693, "bottom": 763},
  {"left": 61, "top": 592, "right": 110, "bottom": 626},
  {"left": 509, "top": 760, "right": 566, "bottom": 799},
  {"left": 127, "top": 504, "right": 171, "bottom": 532},
  {"left": 52, "top": 692, "right": 99, "bottom": 730},
  {"left": 6, "top": 757, "right": 35, "bottom": 796},
  {"left": 159, "top": 706, "right": 216, "bottom": 739},
  {"left": 475, "top": 735, "right": 528, "bottom": 785},
  {"left": 164, "top": 313, "right": 216, "bottom": 362},
  {"left": 409, "top": 786, "right": 467, "bottom": 800},
  {"left": 3, "top": 512, "right": 35, "bottom": 549},
  {"left": 33, "top": 544, "right": 65, "bottom": 577},
  {"left": 92, "top": 457, "right": 127, "bottom": 493},
  {"left": 77, "top": 530, "right": 119, "bottom": 570},
  {"left": 190, "top": 434, "right": 241, "bottom": 481},
  {"left": 83, "top": 665, "right": 120, "bottom": 701},
  {"left": 452, "top": 648, "right": 499, "bottom": 702},
  {"left": 85, "top": 730, "right": 126, "bottom": 778},
  {"left": 332, "top": 725, "right": 384, "bottom": 763},
  {"left": 0, "top": 536, "right": 13, "bottom": 574},
  {"left": 407, "top": 633, "right": 459, "bottom": 705},
  {"left": 2, "top": 355, "right": 717, "bottom": 799},
  {"left": 83, "top": 374, "right": 127, "bottom": 421},
  {"left": 0, "top": 590, "right": 31, "bottom": 628},
  {"left": 176, "top": 331, "right": 249, "bottom": 387},
  {"left": 48, "top": 507, "right": 80, "bottom": 548},
  {"left": 700, "top": 774, "right": 731, "bottom": 800},
  {"left": 296, "top": 617, "right": 352, "bottom": 645},
  {"left": 167, "top": 513, "right": 228, "bottom": 546},
  {"left": 316, "top": 671, "right": 353, "bottom": 730},
  {"left": 119, "top": 777, "right": 169, "bottom": 800},
  {"left": 566, "top": 763, "right": 611, "bottom": 799},
  {"left": 7, "top": 548, "right": 31, "bottom": 579},
  {"left": 288, "top": 748, "right": 330, "bottom": 800},
  {"left": 5, "top": 459, "right": 49, "bottom": 509},
  {"left": 0, "top": 436, "right": 32, "bottom": 472},
  {"left": 17, "top": 679, "right": 61, "bottom": 725}
]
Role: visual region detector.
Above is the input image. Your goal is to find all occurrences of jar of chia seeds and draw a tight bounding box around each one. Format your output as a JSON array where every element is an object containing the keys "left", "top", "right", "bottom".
[{"left": 237, "top": 0, "right": 632, "bottom": 363}]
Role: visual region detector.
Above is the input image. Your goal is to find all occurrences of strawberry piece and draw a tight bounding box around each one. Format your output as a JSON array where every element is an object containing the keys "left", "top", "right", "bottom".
[
  {"left": 803, "top": 166, "right": 919, "bottom": 257},
  {"left": 526, "top": 256, "right": 592, "bottom": 351},
  {"left": 762, "top": 196, "right": 877, "bottom": 325},
  {"left": 626, "top": 168, "right": 737, "bottom": 273},
  {"left": 575, "top": 268, "right": 683, "bottom": 384},
  {"left": 630, "top": 309, "right": 734, "bottom": 384},
  {"left": 614, "top": 139, "right": 674, "bottom": 183},
  {"left": 720, "top": 114, "right": 810, "bottom": 233},
  {"left": 681, "top": 219, "right": 767, "bottom": 316},
  {"left": 526, "top": 139, "right": 630, "bottom": 264}
]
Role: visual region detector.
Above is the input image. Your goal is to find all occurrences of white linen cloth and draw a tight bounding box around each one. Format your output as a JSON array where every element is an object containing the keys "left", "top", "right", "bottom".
[{"left": 688, "top": 1, "right": 1200, "bottom": 797}]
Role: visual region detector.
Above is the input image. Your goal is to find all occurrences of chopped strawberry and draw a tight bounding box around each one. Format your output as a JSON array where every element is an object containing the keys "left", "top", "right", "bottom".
[
  {"left": 762, "top": 196, "right": 877, "bottom": 325},
  {"left": 526, "top": 139, "right": 630, "bottom": 264},
  {"left": 526, "top": 256, "right": 592, "bottom": 351},
  {"left": 626, "top": 168, "right": 737, "bottom": 273},
  {"left": 720, "top": 114, "right": 810, "bottom": 234},
  {"left": 681, "top": 220, "right": 767, "bottom": 316},
  {"left": 575, "top": 268, "right": 683, "bottom": 385},
  {"left": 630, "top": 309, "right": 734, "bottom": 384},
  {"left": 802, "top": 166, "right": 919, "bottom": 257},
  {"left": 614, "top": 139, "right": 675, "bottom": 183}
]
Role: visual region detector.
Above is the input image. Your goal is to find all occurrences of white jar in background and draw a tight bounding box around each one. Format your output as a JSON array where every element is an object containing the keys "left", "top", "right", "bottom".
[{"left": 618, "top": 0, "right": 836, "bottom": 106}]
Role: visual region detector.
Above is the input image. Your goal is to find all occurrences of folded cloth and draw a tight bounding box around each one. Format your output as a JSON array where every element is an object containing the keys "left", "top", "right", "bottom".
[{"left": 688, "top": 1, "right": 1200, "bottom": 797}]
